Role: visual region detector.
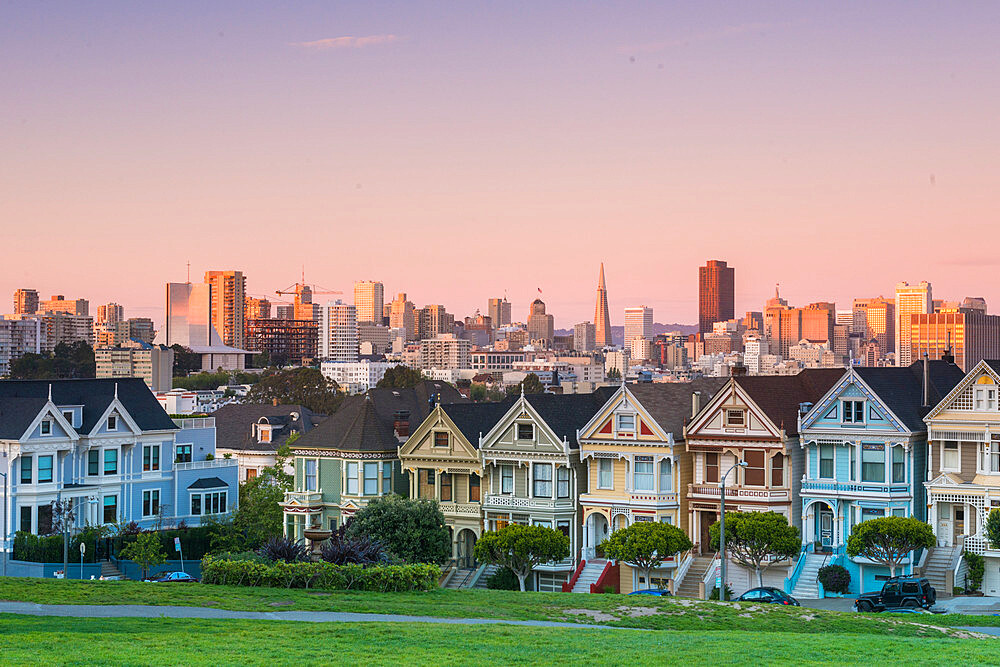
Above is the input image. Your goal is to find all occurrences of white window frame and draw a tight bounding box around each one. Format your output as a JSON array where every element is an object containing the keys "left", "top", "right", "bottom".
[
  {"left": 40, "top": 419, "right": 52, "bottom": 436},
  {"left": 633, "top": 456, "right": 654, "bottom": 492},
  {"left": 305, "top": 459, "right": 318, "bottom": 492},
  {"left": 517, "top": 423, "right": 534, "bottom": 441},
  {"left": 842, "top": 400, "right": 864, "bottom": 424},
  {"left": 533, "top": 463, "right": 553, "bottom": 498},
  {"left": 142, "top": 489, "right": 160, "bottom": 518},
  {"left": 819, "top": 444, "right": 835, "bottom": 479},
  {"left": 190, "top": 489, "right": 227, "bottom": 516},
  {"left": 501, "top": 464, "right": 514, "bottom": 494},
  {"left": 363, "top": 462, "right": 378, "bottom": 496},
  {"left": 724, "top": 409, "right": 745, "bottom": 427},
  {"left": 143, "top": 444, "right": 161, "bottom": 472},
  {"left": 598, "top": 458, "right": 613, "bottom": 490},
  {"left": 107, "top": 415, "right": 118, "bottom": 431},
  {"left": 942, "top": 441, "right": 960, "bottom": 472},
  {"left": 556, "top": 466, "right": 570, "bottom": 499},
  {"left": 345, "top": 462, "right": 359, "bottom": 495},
  {"left": 975, "top": 387, "right": 998, "bottom": 411},
  {"left": 658, "top": 458, "right": 672, "bottom": 493},
  {"left": 616, "top": 413, "right": 635, "bottom": 432}
]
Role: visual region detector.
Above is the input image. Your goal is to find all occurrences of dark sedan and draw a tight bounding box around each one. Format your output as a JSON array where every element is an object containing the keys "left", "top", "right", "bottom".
[
  {"left": 736, "top": 587, "right": 801, "bottom": 606},
  {"left": 144, "top": 571, "right": 199, "bottom": 583}
]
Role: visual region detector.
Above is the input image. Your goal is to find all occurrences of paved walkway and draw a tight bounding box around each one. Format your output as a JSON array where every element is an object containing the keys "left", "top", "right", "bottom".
[{"left": 0, "top": 601, "right": 625, "bottom": 629}]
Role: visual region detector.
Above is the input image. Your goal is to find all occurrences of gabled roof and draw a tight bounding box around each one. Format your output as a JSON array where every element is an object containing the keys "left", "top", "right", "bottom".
[
  {"left": 626, "top": 378, "right": 729, "bottom": 438},
  {"left": 0, "top": 378, "right": 176, "bottom": 439},
  {"left": 440, "top": 400, "right": 514, "bottom": 448},
  {"left": 210, "top": 404, "right": 325, "bottom": 453},
  {"left": 854, "top": 361, "right": 965, "bottom": 431},
  {"left": 520, "top": 388, "right": 616, "bottom": 448},
  {"left": 733, "top": 368, "right": 844, "bottom": 436}
]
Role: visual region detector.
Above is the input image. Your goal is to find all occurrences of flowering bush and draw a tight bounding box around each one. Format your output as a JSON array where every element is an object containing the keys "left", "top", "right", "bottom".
[{"left": 817, "top": 564, "right": 851, "bottom": 594}]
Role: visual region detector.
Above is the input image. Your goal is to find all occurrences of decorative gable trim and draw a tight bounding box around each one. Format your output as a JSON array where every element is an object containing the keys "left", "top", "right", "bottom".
[
  {"left": 684, "top": 380, "right": 781, "bottom": 441},
  {"left": 577, "top": 384, "right": 670, "bottom": 445},
  {"left": 88, "top": 398, "right": 143, "bottom": 437},
  {"left": 926, "top": 359, "right": 1000, "bottom": 421},
  {"left": 801, "top": 368, "right": 910, "bottom": 435},
  {"left": 479, "top": 395, "right": 566, "bottom": 458},
  {"left": 20, "top": 402, "right": 79, "bottom": 443}
]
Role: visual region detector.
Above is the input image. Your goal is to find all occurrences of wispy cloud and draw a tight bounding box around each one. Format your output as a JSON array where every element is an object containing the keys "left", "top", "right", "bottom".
[
  {"left": 291, "top": 34, "right": 400, "bottom": 50},
  {"left": 619, "top": 22, "right": 788, "bottom": 55}
]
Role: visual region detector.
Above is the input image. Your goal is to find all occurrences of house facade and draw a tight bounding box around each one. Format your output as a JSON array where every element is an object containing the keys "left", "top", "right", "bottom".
[
  {"left": 798, "top": 362, "right": 964, "bottom": 593},
  {"left": 479, "top": 390, "right": 611, "bottom": 591},
  {"left": 0, "top": 378, "right": 239, "bottom": 554},
  {"left": 577, "top": 379, "right": 726, "bottom": 592},
  {"left": 212, "top": 403, "right": 324, "bottom": 481}
]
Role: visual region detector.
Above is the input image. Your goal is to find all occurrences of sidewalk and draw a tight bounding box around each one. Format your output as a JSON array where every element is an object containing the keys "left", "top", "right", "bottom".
[{"left": 800, "top": 595, "right": 1000, "bottom": 615}]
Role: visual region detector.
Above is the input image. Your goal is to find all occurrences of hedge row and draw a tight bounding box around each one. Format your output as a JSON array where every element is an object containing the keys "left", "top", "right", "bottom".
[{"left": 200, "top": 554, "right": 440, "bottom": 592}]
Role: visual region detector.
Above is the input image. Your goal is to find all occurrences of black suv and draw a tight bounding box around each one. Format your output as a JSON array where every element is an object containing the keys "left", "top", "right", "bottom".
[{"left": 854, "top": 577, "right": 936, "bottom": 612}]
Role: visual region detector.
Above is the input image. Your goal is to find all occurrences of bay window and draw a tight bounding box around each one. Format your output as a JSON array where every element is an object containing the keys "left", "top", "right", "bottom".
[
  {"left": 501, "top": 464, "right": 513, "bottom": 494},
  {"left": 346, "top": 462, "right": 359, "bottom": 495},
  {"left": 37, "top": 455, "right": 53, "bottom": 483},
  {"left": 819, "top": 444, "right": 834, "bottom": 479},
  {"left": 533, "top": 463, "right": 552, "bottom": 498},
  {"left": 659, "top": 459, "right": 672, "bottom": 493},
  {"left": 382, "top": 462, "right": 392, "bottom": 494},
  {"left": 633, "top": 456, "right": 654, "bottom": 491},
  {"left": 891, "top": 445, "right": 905, "bottom": 483},
  {"left": 861, "top": 444, "right": 885, "bottom": 482},
  {"left": 557, "top": 466, "right": 570, "bottom": 498},
  {"left": 305, "top": 459, "right": 317, "bottom": 491},
  {"left": 744, "top": 450, "right": 765, "bottom": 486},
  {"left": 363, "top": 463, "right": 378, "bottom": 495}
]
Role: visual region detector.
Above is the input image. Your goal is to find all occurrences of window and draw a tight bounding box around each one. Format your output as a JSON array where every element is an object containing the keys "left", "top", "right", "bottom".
[
  {"left": 660, "top": 515, "right": 673, "bottom": 525},
  {"left": 107, "top": 415, "right": 117, "bottom": 431},
  {"left": 434, "top": 432, "right": 449, "bottom": 447},
  {"left": 419, "top": 469, "right": 435, "bottom": 498},
  {"left": 892, "top": 507, "right": 906, "bottom": 518},
  {"left": 40, "top": 420, "right": 52, "bottom": 436},
  {"left": 862, "top": 507, "right": 884, "bottom": 519},
  {"left": 382, "top": 462, "right": 392, "bottom": 494},
  {"left": 598, "top": 459, "right": 613, "bottom": 489},
  {"left": 258, "top": 426, "right": 271, "bottom": 443},
  {"left": 533, "top": 520, "right": 552, "bottom": 529},
  {"left": 771, "top": 452, "right": 784, "bottom": 487},
  {"left": 103, "top": 495, "right": 117, "bottom": 524},
  {"left": 633, "top": 456, "right": 654, "bottom": 491},
  {"left": 975, "top": 387, "right": 998, "bottom": 411},
  {"left": 819, "top": 444, "right": 834, "bottom": 479},
  {"left": 616, "top": 414, "right": 635, "bottom": 431},
  {"left": 363, "top": 462, "right": 378, "bottom": 495},
  {"left": 744, "top": 450, "right": 765, "bottom": 486},
  {"left": 176, "top": 444, "right": 192, "bottom": 464},
  {"left": 842, "top": 401, "right": 864, "bottom": 423},
  {"left": 659, "top": 459, "right": 672, "bottom": 493},
  {"left": 20, "top": 456, "right": 32, "bottom": 484},
  {"left": 104, "top": 449, "right": 118, "bottom": 475},
  {"left": 517, "top": 423, "right": 533, "bottom": 441},
  {"left": 440, "top": 473, "right": 452, "bottom": 501},
  {"left": 346, "top": 462, "right": 359, "bottom": 495},
  {"left": 63, "top": 411, "right": 73, "bottom": 425},
  {"left": 556, "top": 520, "right": 570, "bottom": 537},
  {"left": 533, "top": 463, "right": 552, "bottom": 498},
  {"left": 246, "top": 468, "right": 257, "bottom": 480},
  {"left": 725, "top": 409, "right": 745, "bottom": 427},
  {"left": 501, "top": 464, "right": 513, "bottom": 494},
  {"left": 892, "top": 445, "right": 905, "bottom": 483},
  {"left": 705, "top": 452, "right": 719, "bottom": 483},
  {"left": 305, "top": 459, "right": 318, "bottom": 491},
  {"left": 850, "top": 445, "right": 857, "bottom": 482},
  {"left": 557, "top": 466, "right": 570, "bottom": 498},
  {"left": 37, "top": 505, "right": 53, "bottom": 535},
  {"left": 19, "top": 506, "right": 31, "bottom": 533},
  {"left": 143, "top": 490, "right": 160, "bottom": 517},
  {"left": 143, "top": 445, "right": 160, "bottom": 472},
  {"left": 37, "top": 456, "right": 53, "bottom": 483},
  {"left": 87, "top": 450, "right": 99, "bottom": 476},
  {"left": 988, "top": 442, "right": 1000, "bottom": 473},
  {"left": 942, "top": 442, "right": 960, "bottom": 471},
  {"left": 470, "top": 474, "right": 481, "bottom": 502},
  {"left": 191, "top": 494, "right": 201, "bottom": 516},
  {"left": 862, "top": 444, "right": 885, "bottom": 482},
  {"left": 191, "top": 490, "right": 226, "bottom": 515}
]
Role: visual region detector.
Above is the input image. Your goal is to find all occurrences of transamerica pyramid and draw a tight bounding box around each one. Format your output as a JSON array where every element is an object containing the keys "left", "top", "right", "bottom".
[{"left": 594, "top": 263, "right": 612, "bottom": 348}]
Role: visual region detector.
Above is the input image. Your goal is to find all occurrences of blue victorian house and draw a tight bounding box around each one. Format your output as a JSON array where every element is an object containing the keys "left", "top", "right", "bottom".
[{"left": 791, "top": 361, "right": 964, "bottom": 596}]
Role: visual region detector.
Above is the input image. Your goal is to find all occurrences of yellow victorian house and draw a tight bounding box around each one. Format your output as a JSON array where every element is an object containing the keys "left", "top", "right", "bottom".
[{"left": 576, "top": 379, "right": 726, "bottom": 593}]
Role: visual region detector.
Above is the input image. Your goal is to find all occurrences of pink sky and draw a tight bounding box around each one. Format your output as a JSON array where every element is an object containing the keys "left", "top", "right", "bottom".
[{"left": 3, "top": 3, "right": 999, "bottom": 328}]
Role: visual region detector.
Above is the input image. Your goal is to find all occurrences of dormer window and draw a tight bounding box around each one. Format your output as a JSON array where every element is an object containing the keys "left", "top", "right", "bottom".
[
  {"left": 107, "top": 415, "right": 118, "bottom": 431},
  {"left": 616, "top": 414, "right": 635, "bottom": 432},
  {"left": 975, "top": 377, "right": 998, "bottom": 411},
  {"left": 724, "top": 409, "right": 745, "bottom": 427},
  {"left": 517, "top": 423, "right": 534, "bottom": 441},
  {"left": 433, "top": 432, "right": 449, "bottom": 447},
  {"left": 63, "top": 411, "right": 73, "bottom": 426},
  {"left": 258, "top": 425, "right": 272, "bottom": 443},
  {"left": 40, "top": 420, "right": 52, "bottom": 436},
  {"left": 842, "top": 400, "right": 864, "bottom": 423}
]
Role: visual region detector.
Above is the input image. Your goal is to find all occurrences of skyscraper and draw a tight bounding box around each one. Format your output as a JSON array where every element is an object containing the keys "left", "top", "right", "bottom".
[
  {"left": 624, "top": 306, "right": 653, "bottom": 351},
  {"left": 573, "top": 322, "right": 596, "bottom": 353},
  {"left": 39, "top": 295, "right": 89, "bottom": 316},
  {"left": 698, "top": 260, "right": 734, "bottom": 334},
  {"left": 527, "top": 299, "right": 554, "bottom": 347},
  {"left": 389, "top": 293, "right": 416, "bottom": 340},
  {"left": 204, "top": 270, "right": 246, "bottom": 349},
  {"left": 13, "top": 289, "right": 39, "bottom": 315},
  {"left": 96, "top": 303, "right": 124, "bottom": 327},
  {"left": 319, "top": 300, "right": 358, "bottom": 362},
  {"left": 895, "top": 281, "right": 932, "bottom": 366},
  {"left": 594, "top": 263, "right": 612, "bottom": 348},
  {"left": 354, "top": 280, "right": 384, "bottom": 325},
  {"left": 488, "top": 297, "right": 512, "bottom": 329}
]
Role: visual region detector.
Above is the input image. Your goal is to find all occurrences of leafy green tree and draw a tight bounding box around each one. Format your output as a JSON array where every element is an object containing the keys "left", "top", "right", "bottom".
[
  {"left": 606, "top": 367, "right": 622, "bottom": 381},
  {"left": 119, "top": 532, "right": 167, "bottom": 580},
  {"left": 986, "top": 509, "right": 1000, "bottom": 549},
  {"left": 251, "top": 350, "right": 271, "bottom": 368},
  {"left": 376, "top": 365, "right": 426, "bottom": 389},
  {"left": 346, "top": 496, "right": 450, "bottom": 564},
  {"left": 506, "top": 373, "right": 546, "bottom": 397},
  {"left": 474, "top": 524, "right": 570, "bottom": 591},
  {"left": 171, "top": 344, "right": 203, "bottom": 376},
  {"left": 845, "top": 516, "right": 935, "bottom": 577},
  {"left": 245, "top": 367, "right": 342, "bottom": 415},
  {"left": 9, "top": 341, "right": 95, "bottom": 379},
  {"left": 599, "top": 521, "right": 693, "bottom": 589},
  {"left": 230, "top": 445, "right": 294, "bottom": 550},
  {"left": 710, "top": 511, "right": 800, "bottom": 588}
]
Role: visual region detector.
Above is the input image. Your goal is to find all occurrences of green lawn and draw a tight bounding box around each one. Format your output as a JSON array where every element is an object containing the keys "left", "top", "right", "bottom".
[
  {"left": 0, "top": 578, "right": 992, "bottom": 638},
  {"left": 0, "top": 616, "right": 995, "bottom": 666}
]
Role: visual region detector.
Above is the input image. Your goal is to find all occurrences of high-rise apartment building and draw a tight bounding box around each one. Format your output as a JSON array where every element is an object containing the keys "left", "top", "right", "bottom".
[
  {"left": 95, "top": 342, "right": 174, "bottom": 392},
  {"left": 204, "top": 270, "right": 246, "bottom": 349},
  {"left": 245, "top": 318, "right": 318, "bottom": 365},
  {"left": 39, "top": 295, "right": 88, "bottom": 317},
  {"left": 573, "top": 322, "right": 595, "bottom": 353},
  {"left": 801, "top": 302, "right": 834, "bottom": 344},
  {"left": 354, "top": 281, "right": 384, "bottom": 325},
  {"left": 0, "top": 316, "right": 45, "bottom": 375},
  {"left": 594, "top": 264, "right": 612, "bottom": 348},
  {"left": 13, "top": 289, "right": 39, "bottom": 315},
  {"left": 698, "top": 260, "right": 734, "bottom": 334},
  {"left": 895, "top": 281, "right": 932, "bottom": 366},
  {"left": 909, "top": 310, "right": 1000, "bottom": 372},
  {"left": 527, "top": 299, "right": 555, "bottom": 347},
  {"left": 245, "top": 297, "right": 271, "bottom": 321},
  {"left": 416, "top": 305, "right": 454, "bottom": 340},
  {"left": 318, "top": 300, "right": 358, "bottom": 362},
  {"left": 389, "top": 293, "right": 416, "bottom": 340},
  {"left": 95, "top": 303, "right": 124, "bottom": 326},
  {"left": 418, "top": 334, "right": 471, "bottom": 370},
  {"left": 624, "top": 306, "right": 653, "bottom": 351},
  {"left": 488, "top": 297, "right": 512, "bottom": 329}
]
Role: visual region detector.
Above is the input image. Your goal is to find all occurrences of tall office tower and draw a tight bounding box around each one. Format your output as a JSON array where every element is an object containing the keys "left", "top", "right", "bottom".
[
  {"left": 123, "top": 317, "right": 155, "bottom": 344},
  {"left": 416, "top": 305, "right": 455, "bottom": 340},
  {"left": 853, "top": 297, "right": 894, "bottom": 356},
  {"left": 204, "top": 270, "right": 247, "bottom": 349},
  {"left": 275, "top": 305, "right": 294, "bottom": 320},
  {"left": 835, "top": 310, "right": 853, "bottom": 328},
  {"left": 594, "top": 263, "right": 613, "bottom": 348},
  {"left": 624, "top": 306, "right": 653, "bottom": 351},
  {"left": 909, "top": 309, "right": 1000, "bottom": 372},
  {"left": 318, "top": 300, "right": 358, "bottom": 362},
  {"left": 40, "top": 295, "right": 89, "bottom": 316},
  {"left": 527, "top": 299, "right": 555, "bottom": 347},
  {"left": 293, "top": 284, "right": 319, "bottom": 322},
  {"left": 573, "top": 322, "right": 596, "bottom": 353},
  {"left": 698, "top": 260, "right": 735, "bottom": 334},
  {"left": 895, "top": 281, "right": 932, "bottom": 366},
  {"left": 488, "top": 297, "right": 512, "bottom": 329},
  {"left": 96, "top": 303, "right": 124, "bottom": 326},
  {"left": 13, "top": 289, "right": 39, "bottom": 315},
  {"left": 163, "top": 282, "right": 214, "bottom": 348},
  {"left": 244, "top": 296, "right": 271, "bottom": 321},
  {"left": 354, "top": 280, "right": 384, "bottom": 325},
  {"left": 801, "top": 302, "right": 835, "bottom": 344},
  {"left": 389, "top": 293, "right": 416, "bottom": 340}
]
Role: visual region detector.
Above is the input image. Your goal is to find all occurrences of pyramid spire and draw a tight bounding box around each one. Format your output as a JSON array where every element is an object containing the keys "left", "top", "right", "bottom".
[
  {"left": 594, "top": 263, "right": 612, "bottom": 348},
  {"left": 598, "top": 262, "right": 606, "bottom": 290}
]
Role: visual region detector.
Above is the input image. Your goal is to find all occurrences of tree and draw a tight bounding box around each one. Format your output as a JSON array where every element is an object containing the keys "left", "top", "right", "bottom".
[
  {"left": 606, "top": 367, "right": 622, "bottom": 382},
  {"left": 230, "top": 445, "right": 294, "bottom": 549},
  {"left": 710, "top": 511, "right": 800, "bottom": 588},
  {"left": 474, "top": 524, "right": 570, "bottom": 591},
  {"left": 599, "top": 521, "right": 693, "bottom": 589},
  {"left": 506, "top": 373, "right": 545, "bottom": 397},
  {"left": 376, "top": 365, "right": 426, "bottom": 389},
  {"left": 245, "top": 367, "right": 342, "bottom": 415},
  {"left": 9, "top": 341, "right": 95, "bottom": 379},
  {"left": 119, "top": 532, "right": 167, "bottom": 580},
  {"left": 986, "top": 508, "right": 1000, "bottom": 549},
  {"left": 346, "top": 495, "right": 450, "bottom": 564},
  {"left": 846, "top": 516, "right": 935, "bottom": 577},
  {"left": 171, "top": 345, "right": 203, "bottom": 376}
]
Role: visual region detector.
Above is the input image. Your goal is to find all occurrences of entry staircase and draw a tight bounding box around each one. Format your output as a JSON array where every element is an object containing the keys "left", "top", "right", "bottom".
[
  {"left": 570, "top": 559, "right": 608, "bottom": 593},
  {"left": 444, "top": 566, "right": 478, "bottom": 590},
  {"left": 674, "top": 555, "right": 715, "bottom": 598},
  {"left": 99, "top": 560, "right": 124, "bottom": 579},
  {"left": 474, "top": 565, "right": 498, "bottom": 589},
  {"left": 922, "top": 545, "right": 962, "bottom": 598},
  {"left": 789, "top": 552, "right": 828, "bottom": 599}
]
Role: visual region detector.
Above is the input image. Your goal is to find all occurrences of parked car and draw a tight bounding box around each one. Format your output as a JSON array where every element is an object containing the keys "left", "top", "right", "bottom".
[
  {"left": 629, "top": 589, "right": 672, "bottom": 596},
  {"left": 143, "top": 571, "right": 199, "bottom": 583},
  {"left": 854, "top": 577, "right": 936, "bottom": 612},
  {"left": 98, "top": 574, "right": 127, "bottom": 581},
  {"left": 736, "top": 587, "right": 801, "bottom": 606},
  {"left": 882, "top": 607, "right": 933, "bottom": 615}
]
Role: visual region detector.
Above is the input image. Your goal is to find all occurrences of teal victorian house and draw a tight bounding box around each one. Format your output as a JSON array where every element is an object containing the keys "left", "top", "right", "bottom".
[{"left": 791, "top": 361, "right": 964, "bottom": 596}]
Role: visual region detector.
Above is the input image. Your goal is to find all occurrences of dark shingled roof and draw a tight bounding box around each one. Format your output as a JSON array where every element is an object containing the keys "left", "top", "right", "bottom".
[
  {"left": 187, "top": 476, "right": 228, "bottom": 489},
  {"left": 521, "top": 387, "right": 617, "bottom": 448},
  {"left": 210, "top": 404, "right": 324, "bottom": 453},
  {"left": 626, "top": 378, "right": 730, "bottom": 438},
  {"left": 734, "top": 368, "right": 845, "bottom": 436},
  {"left": 441, "top": 399, "right": 516, "bottom": 448},
  {"left": 295, "top": 381, "right": 465, "bottom": 453},
  {"left": 0, "top": 378, "right": 176, "bottom": 438},
  {"left": 854, "top": 361, "right": 965, "bottom": 431}
]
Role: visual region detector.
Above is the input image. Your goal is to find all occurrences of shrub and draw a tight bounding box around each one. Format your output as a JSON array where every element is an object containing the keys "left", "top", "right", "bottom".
[
  {"left": 964, "top": 551, "right": 985, "bottom": 592},
  {"left": 13, "top": 531, "right": 100, "bottom": 564},
  {"left": 709, "top": 584, "right": 733, "bottom": 601},
  {"left": 817, "top": 564, "right": 851, "bottom": 594},
  {"left": 200, "top": 554, "right": 439, "bottom": 592},
  {"left": 319, "top": 533, "right": 388, "bottom": 566},
  {"left": 258, "top": 536, "right": 309, "bottom": 564},
  {"left": 486, "top": 566, "right": 520, "bottom": 591},
  {"left": 346, "top": 496, "right": 450, "bottom": 565}
]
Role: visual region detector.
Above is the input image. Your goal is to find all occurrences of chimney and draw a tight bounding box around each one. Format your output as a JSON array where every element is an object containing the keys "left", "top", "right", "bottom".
[
  {"left": 691, "top": 391, "right": 701, "bottom": 419},
  {"left": 922, "top": 353, "right": 930, "bottom": 408}
]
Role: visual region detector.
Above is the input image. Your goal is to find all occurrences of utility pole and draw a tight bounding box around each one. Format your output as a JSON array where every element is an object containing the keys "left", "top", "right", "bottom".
[{"left": 719, "top": 460, "right": 748, "bottom": 600}]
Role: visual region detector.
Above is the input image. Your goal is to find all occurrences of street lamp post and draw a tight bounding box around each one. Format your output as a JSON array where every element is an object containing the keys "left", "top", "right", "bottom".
[
  {"left": 719, "top": 460, "right": 748, "bottom": 601},
  {"left": 0, "top": 470, "right": 7, "bottom": 578}
]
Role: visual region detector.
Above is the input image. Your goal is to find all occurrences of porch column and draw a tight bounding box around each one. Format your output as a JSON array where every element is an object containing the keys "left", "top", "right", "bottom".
[{"left": 435, "top": 470, "right": 442, "bottom": 501}]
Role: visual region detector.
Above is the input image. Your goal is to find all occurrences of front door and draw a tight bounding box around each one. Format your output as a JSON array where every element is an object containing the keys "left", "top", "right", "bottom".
[
  {"left": 700, "top": 511, "right": 716, "bottom": 554},
  {"left": 954, "top": 507, "right": 966, "bottom": 543},
  {"left": 819, "top": 508, "right": 834, "bottom": 549}
]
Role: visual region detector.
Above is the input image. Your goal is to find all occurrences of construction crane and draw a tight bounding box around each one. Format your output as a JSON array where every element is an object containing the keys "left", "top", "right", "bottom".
[{"left": 274, "top": 283, "right": 343, "bottom": 299}]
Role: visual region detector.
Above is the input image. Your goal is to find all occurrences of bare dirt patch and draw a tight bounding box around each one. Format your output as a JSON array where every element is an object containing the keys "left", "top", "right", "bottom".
[
  {"left": 564, "top": 609, "right": 616, "bottom": 622},
  {"left": 616, "top": 606, "right": 663, "bottom": 618},
  {"left": 268, "top": 601, "right": 295, "bottom": 607}
]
